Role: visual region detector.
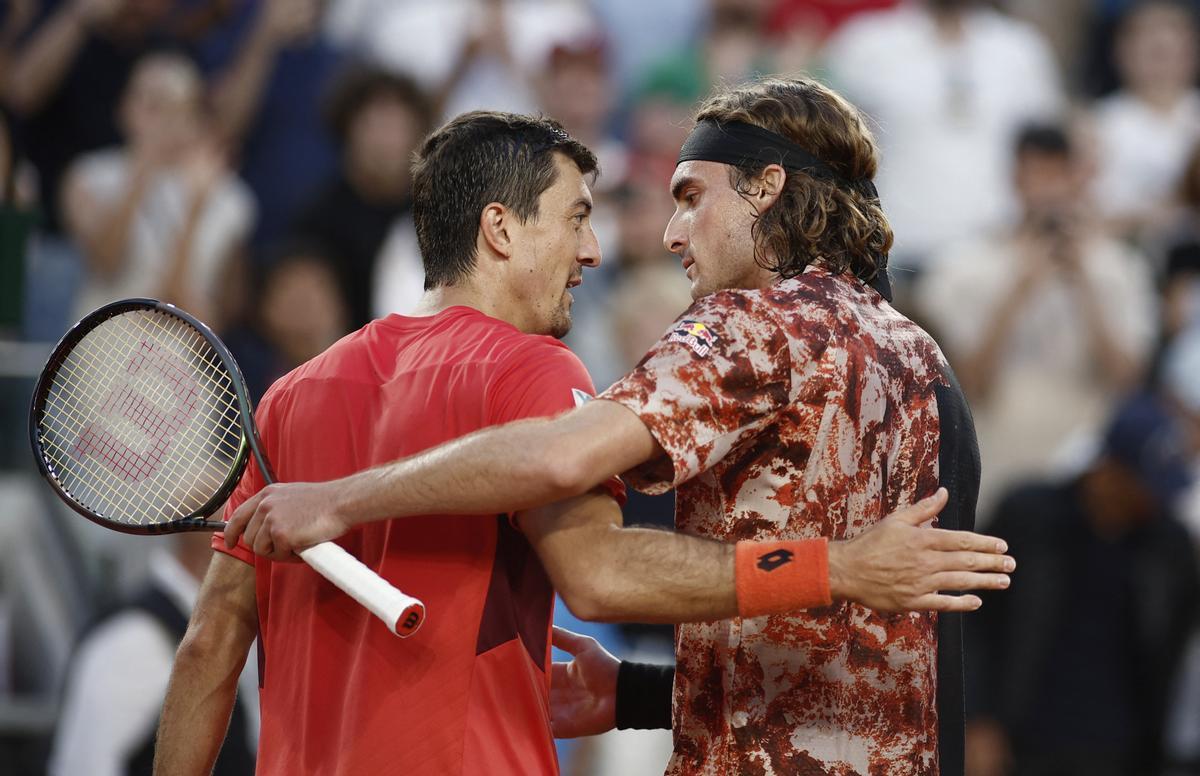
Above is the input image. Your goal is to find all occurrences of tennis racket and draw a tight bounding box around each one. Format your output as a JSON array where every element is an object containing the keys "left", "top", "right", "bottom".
[{"left": 29, "top": 298, "right": 425, "bottom": 637}]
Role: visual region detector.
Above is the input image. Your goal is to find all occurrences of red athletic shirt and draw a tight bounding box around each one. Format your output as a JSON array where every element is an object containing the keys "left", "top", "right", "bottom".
[{"left": 213, "top": 306, "right": 623, "bottom": 775}]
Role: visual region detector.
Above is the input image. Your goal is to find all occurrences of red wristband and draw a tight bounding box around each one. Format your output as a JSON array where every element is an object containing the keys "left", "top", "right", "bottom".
[{"left": 734, "top": 538, "right": 831, "bottom": 617}]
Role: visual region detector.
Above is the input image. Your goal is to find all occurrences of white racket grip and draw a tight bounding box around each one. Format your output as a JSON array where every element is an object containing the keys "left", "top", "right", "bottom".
[{"left": 297, "top": 542, "right": 426, "bottom": 638}]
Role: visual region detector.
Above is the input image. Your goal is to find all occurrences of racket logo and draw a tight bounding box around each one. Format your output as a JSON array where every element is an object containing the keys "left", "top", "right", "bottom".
[
  {"left": 401, "top": 611, "right": 421, "bottom": 632},
  {"left": 74, "top": 339, "right": 201, "bottom": 483}
]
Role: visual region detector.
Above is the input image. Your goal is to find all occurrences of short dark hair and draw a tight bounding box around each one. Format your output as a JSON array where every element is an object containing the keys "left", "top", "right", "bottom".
[
  {"left": 323, "top": 65, "right": 433, "bottom": 146},
  {"left": 411, "top": 111, "right": 598, "bottom": 289},
  {"left": 1014, "top": 122, "right": 1073, "bottom": 160}
]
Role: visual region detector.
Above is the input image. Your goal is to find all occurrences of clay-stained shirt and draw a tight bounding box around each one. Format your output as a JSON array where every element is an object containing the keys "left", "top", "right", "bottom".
[{"left": 601, "top": 266, "right": 952, "bottom": 776}]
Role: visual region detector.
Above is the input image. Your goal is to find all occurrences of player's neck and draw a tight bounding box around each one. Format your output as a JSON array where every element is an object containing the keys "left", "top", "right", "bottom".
[{"left": 410, "top": 284, "right": 518, "bottom": 329}]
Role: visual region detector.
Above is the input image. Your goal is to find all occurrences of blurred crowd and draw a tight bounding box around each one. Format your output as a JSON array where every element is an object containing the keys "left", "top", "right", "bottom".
[{"left": 3, "top": 0, "right": 1200, "bottom": 774}]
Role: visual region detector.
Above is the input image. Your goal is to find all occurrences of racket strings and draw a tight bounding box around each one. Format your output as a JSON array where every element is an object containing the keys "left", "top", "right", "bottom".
[
  {"left": 39, "top": 316, "right": 223, "bottom": 523},
  {"left": 111, "top": 311, "right": 241, "bottom": 520},
  {"left": 36, "top": 309, "right": 246, "bottom": 526},
  {"left": 46, "top": 313, "right": 238, "bottom": 523}
]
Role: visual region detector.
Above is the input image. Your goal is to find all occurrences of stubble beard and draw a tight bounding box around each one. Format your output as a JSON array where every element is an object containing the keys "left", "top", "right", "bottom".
[{"left": 549, "top": 301, "right": 573, "bottom": 340}]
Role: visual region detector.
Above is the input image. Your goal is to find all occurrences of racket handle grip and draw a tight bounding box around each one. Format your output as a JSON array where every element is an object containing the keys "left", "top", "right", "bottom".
[{"left": 297, "top": 542, "right": 426, "bottom": 638}]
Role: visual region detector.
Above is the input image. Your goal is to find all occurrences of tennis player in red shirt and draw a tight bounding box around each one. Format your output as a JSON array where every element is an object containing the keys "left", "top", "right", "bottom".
[{"left": 161, "top": 107, "right": 1011, "bottom": 776}]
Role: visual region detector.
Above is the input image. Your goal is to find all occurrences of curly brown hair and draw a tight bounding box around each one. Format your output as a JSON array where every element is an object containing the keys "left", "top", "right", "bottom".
[{"left": 694, "top": 77, "right": 892, "bottom": 283}]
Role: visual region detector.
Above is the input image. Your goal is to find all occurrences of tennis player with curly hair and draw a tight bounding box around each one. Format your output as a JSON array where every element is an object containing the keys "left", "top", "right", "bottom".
[{"left": 209, "top": 78, "right": 1004, "bottom": 776}]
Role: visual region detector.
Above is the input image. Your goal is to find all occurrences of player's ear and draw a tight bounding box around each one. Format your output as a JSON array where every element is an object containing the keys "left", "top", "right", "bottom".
[
  {"left": 479, "top": 202, "right": 514, "bottom": 260},
  {"left": 750, "top": 164, "right": 786, "bottom": 213}
]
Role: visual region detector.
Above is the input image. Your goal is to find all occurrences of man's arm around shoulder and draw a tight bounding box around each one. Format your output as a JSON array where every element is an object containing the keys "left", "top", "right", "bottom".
[{"left": 225, "top": 398, "right": 657, "bottom": 556}]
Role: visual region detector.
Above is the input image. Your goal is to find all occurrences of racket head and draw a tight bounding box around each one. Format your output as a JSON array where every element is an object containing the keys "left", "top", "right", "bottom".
[{"left": 29, "top": 298, "right": 258, "bottom": 535}]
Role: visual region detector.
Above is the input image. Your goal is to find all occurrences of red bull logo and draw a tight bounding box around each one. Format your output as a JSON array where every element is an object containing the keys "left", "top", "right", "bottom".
[{"left": 667, "top": 319, "right": 719, "bottom": 357}]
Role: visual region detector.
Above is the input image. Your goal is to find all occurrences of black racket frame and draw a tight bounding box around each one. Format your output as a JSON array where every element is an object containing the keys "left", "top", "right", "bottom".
[{"left": 29, "top": 298, "right": 277, "bottom": 536}]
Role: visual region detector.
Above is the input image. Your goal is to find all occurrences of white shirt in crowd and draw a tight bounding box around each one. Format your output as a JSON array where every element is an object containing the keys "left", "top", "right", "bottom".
[
  {"left": 1090, "top": 90, "right": 1200, "bottom": 224},
  {"left": 326, "top": 0, "right": 598, "bottom": 120},
  {"left": 917, "top": 233, "right": 1158, "bottom": 520},
  {"left": 47, "top": 550, "right": 259, "bottom": 776},
  {"left": 68, "top": 149, "right": 255, "bottom": 320},
  {"left": 824, "top": 5, "right": 1063, "bottom": 266}
]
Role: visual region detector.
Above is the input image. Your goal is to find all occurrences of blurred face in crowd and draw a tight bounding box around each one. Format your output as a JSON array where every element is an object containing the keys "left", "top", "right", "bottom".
[
  {"left": 630, "top": 97, "right": 694, "bottom": 162},
  {"left": 665, "top": 160, "right": 777, "bottom": 299},
  {"left": 262, "top": 257, "right": 348, "bottom": 366},
  {"left": 1083, "top": 459, "right": 1160, "bottom": 533},
  {"left": 1117, "top": 2, "right": 1199, "bottom": 96},
  {"left": 346, "top": 93, "right": 423, "bottom": 201},
  {"left": 501, "top": 153, "right": 601, "bottom": 338},
  {"left": 1013, "top": 149, "right": 1081, "bottom": 219},
  {"left": 119, "top": 55, "right": 204, "bottom": 161},
  {"left": 539, "top": 52, "right": 612, "bottom": 142},
  {"left": 707, "top": 9, "right": 764, "bottom": 86}
]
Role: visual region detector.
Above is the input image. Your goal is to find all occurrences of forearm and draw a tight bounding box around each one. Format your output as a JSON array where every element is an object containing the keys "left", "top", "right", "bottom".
[
  {"left": 155, "top": 553, "right": 255, "bottom": 775},
  {"left": 558, "top": 524, "right": 738, "bottom": 623},
  {"left": 160, "top": 191, "right": 211, "bottom": 319},
  {"left": 3, "top": 5, "right": 88, "bottom": 115},
  {"left": 343, "top": 418, "right": 582, "bottom": 521},
  {"left": 340, "top": 401, "right": 656, "bottom": 526},
  {"left": 529, "top": 492, "right": 835, "bottom": 624},
  {"left": 154, "top": 632, "right": 243, "bottom": 775},
  {"left": 84, "top": 169, "right": 151, "bottom": 277},
  {"left": 210, "top": 27, "right": 279, "bottom": 146}
]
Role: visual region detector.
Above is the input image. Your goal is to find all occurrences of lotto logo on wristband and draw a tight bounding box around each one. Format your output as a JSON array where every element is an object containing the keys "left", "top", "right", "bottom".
[{"left": 757, "top": 549, "right": 794, "bottom": 572}]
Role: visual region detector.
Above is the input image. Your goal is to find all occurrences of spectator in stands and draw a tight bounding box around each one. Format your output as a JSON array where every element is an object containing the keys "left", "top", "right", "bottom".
[
  {"left": 1156, "top": 327, "right": 1200, "bottom": 774},
  {"left": 586, "top": 0, "right": 703, "bottom": 96},
  {"left": 223, "top": 242, "right": 348, "bottom": 403},
  {"left": 535, "top": 34, "right": 626, "bottom": 193},
  {"left": 0, "top": 111, "right": 35, "bottom": 210},
  {"left": 766, "top": 0, "right": 900, "bottom": 74},
  {"left": 0, "top": 112, "right": 38, "bottom": 334},
  {"left": 336, "top": 0, "right": 599, "bottom": 122},
  {"left": 1148, "top": 242, "right": 1200, "bottom": 384},
  {"left": 1090, "top": 0, "right": 1200, "bottom": 239},
  {"left": 1080, "top": 0, "right": 1200, "bottom": 97},
  {"left": 291, "top": 66, "right": 431, "bottom": 330},
  {"left": 1, "top": 0, "right": 179, "bottom": 232},
  {"left": 48, "top": 535, "right": 257, "bottom": 776},
  {"left": 1161, "top": 140, "right": 1200, "bottom": 249},
  {"left": 3, "top": 102, "right": 81, "bottom": 341},
  {"left": 823, "top": 0, "right": 1063, "bottom": 275},
  {"left": 1000, "top": 0, "right": 1091, "bottom": 88},
  {"left": 61, "top": 52, "right": 255, "bottom": 329},
  {"left": 206, "top": 0, "right": 342, "bottom": 250},
  {"left": 0, "top": 0, "right": 34, "bottom": 103},
  {"left": 637, "top": 0, "right": 776, "bottom": 109},
  {"left": 965, "top": 393, "right": 1200, "bottom": 776},
  {"left": 917, "top": 122, "right": 1156, "bottom": 519}
]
